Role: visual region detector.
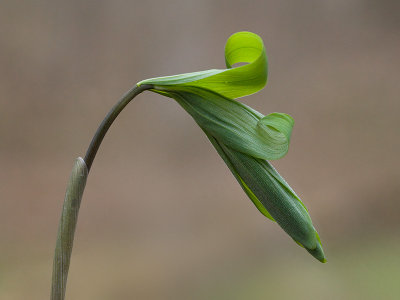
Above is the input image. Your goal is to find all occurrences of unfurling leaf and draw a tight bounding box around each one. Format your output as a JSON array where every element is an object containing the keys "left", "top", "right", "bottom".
[{"left": 138, "top": 31, "right": 326, "bottom": 262}]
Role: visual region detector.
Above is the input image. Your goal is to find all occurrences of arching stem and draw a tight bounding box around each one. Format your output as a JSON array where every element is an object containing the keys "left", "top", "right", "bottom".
[
  {"left": 51, "top": 84, "right": 153, "bottom": 300},
  {"left": 84, "top": 84, "right": 153, "bottom": 172}
]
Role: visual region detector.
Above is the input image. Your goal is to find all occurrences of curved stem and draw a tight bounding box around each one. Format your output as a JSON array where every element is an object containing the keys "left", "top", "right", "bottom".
[
  {"left": 84, "top": 84, "right": 153, "bottom": 172},
  {"left": 51, "top": 84, "right": 153, "bottom": 300}
]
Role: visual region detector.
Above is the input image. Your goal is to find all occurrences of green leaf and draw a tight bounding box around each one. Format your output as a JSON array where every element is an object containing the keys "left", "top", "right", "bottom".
[
  {"left": 220, "top": 143, "right": 316, "bottom": 248},
  {"left": 138, "top": 31, "right": 268, "bottom": 99},
  {"left": 165, "top": 87, "right": 293, "bottom": 160},
  {"left": 257, "top": 113, "right": 294, "bottom": 156},
  {"left": 204, "top": 130, "right": 275, "bottom": 221},
  {"left": 206, "top": 129, "right": 325, "bottom": 262},
  {"left": 216, "top": 143, "right": 326, "bottom": 262}
]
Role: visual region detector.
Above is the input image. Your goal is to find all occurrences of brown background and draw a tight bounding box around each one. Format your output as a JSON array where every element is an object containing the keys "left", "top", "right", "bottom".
[{"left": 1, "top": 1, "right": 399, "bottom": 299}]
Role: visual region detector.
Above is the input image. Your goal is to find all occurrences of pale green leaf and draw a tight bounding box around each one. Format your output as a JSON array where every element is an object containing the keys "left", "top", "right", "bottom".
[{"left": 138, "top": 31, "right": 267, "bottom": 99}]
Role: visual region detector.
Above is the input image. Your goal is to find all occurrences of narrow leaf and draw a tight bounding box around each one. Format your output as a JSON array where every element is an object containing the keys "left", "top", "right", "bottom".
[
  {"left": 204, "top": 129, "right": 275, "bottom": 221},
  {"left": 138, "top": 31, "right": 268, "bottom": 99}
]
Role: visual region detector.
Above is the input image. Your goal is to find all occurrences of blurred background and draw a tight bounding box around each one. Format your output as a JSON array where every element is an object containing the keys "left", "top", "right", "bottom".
[{"left": 1, "top": 0, "right": 399, "bottom": 299}]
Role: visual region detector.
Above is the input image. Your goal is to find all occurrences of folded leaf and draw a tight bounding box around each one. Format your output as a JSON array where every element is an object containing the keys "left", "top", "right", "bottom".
[
  {"left": 216, "top": 142, "right": 325, "bottom": 261},
  {"left": 138, "top": 31, "right": 268, "bottom": 99},
  {"left": 165, "top": 87, "right": 293, "bottom": 160},
  {"left": 204, "top": 130, "right": 275, "bottom": 221},
  {"left": 257, "top": 113, "right": 294, "bottom": 156}
]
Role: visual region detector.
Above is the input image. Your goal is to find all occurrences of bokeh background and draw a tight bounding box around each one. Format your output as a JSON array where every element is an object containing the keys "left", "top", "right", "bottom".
[{"left": 1, "top": 1, "right": 399, "bottom": 299}]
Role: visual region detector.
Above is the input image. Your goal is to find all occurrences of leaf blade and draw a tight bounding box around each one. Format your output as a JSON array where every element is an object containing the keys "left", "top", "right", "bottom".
[
  {"left": 167, "top": 88, "right": 293, "bottom": 160},
  {"left": 138, "top": 32, "right": 268, "bottom": 99}
]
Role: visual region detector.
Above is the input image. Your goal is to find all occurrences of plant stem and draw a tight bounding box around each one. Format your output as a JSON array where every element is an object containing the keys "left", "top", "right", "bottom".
[
  {"left": 51, "top": 84, "right": 153, "bottom": 300},
  {"left": 84, "top": 84, "right": 153, "bottom": 172}
]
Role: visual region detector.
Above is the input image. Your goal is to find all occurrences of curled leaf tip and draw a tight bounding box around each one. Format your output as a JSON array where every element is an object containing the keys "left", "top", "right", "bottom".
[{"left": 138, "top": 31, "right": 268, "bottom": 99}]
